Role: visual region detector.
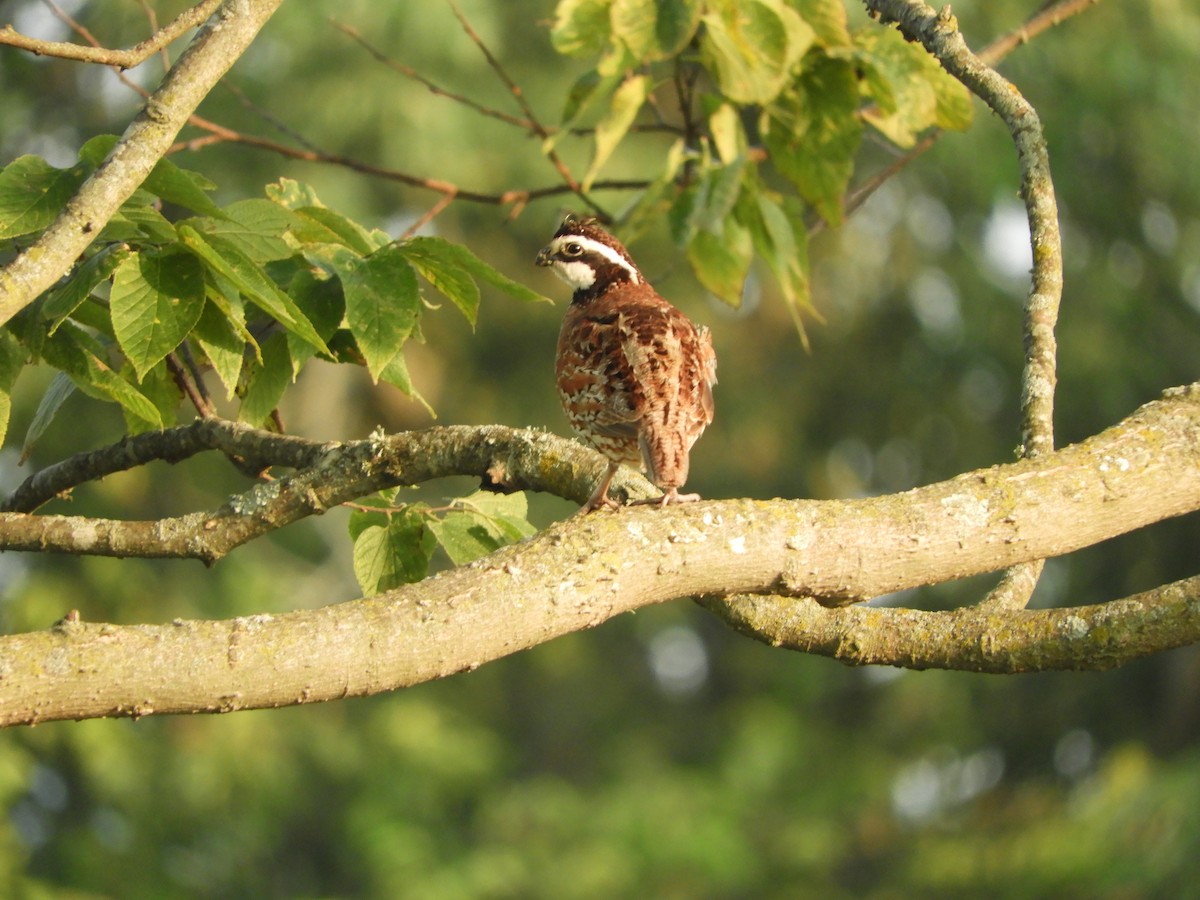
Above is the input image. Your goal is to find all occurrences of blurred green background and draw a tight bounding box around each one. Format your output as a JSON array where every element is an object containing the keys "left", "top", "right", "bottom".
[{"left": 2, "top": 0, "right": 1200, "bottom": 896}]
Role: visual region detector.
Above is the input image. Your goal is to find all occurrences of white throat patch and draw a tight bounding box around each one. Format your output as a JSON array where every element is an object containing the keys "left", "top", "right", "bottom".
[{"left": 550, "top": 259, "right": 597, "bottom": 290}]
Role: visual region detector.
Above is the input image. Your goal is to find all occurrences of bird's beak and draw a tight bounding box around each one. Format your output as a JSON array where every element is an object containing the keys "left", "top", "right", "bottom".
[{"left": 535, "top": 246, "right": 553, "bottom": 267}]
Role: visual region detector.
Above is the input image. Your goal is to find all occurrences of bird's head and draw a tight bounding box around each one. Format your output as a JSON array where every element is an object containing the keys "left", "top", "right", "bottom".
[{"left": 536, "top": 218, "right": 643, "bottom": 295}]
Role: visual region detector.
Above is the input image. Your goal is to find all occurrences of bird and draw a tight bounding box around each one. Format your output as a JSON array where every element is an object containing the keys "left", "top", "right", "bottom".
[{"left": 536, "top": 218, "right": 717, "bottom": 512}]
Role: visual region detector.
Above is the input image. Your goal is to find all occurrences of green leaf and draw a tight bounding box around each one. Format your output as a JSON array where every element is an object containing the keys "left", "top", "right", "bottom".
[
  {"left": 286, "top": 267, "right": 346, "bottom": 372},
  {"left": 583, "top": 74, "right": 648, "bottom": 191},
  {"left": 265, "top": 177, "right": 323, "bottom": 210},
  {"left": 698, "top": 158, "right": 749, "bottom": 232},
  {"left": 743, "top": 189, "right": 813, "bottom": 344},
  {"left": 110, "top": 203, "right": 178, "bottom": 244},
  {"left": 397, "top": 236, "right": 481, "bottom": 326},
  {"left": 687, "top": 216, "right": 753, "bottom": 306},
  {"left": 764, "top": 56, "right": 863, "bottom": 225},
  {"left": 428, "top": 492, "right": 537, "bottom": 566},
  {"left": 379, "top": 352, "right": 434, "bottom": 417},
  {"left": 650, "top": 0, "right": 703, "bottom": 57},
  {"left": 294, "top": 206, "right": 387, "bottom": 254},
  {"left": 184, "top": 200, "right": 297, "bottom": 262},
  {"left": 193, "top": 301, "right": 246, "bottom": 400},
  {"left": 351, "top": 506, "right": 436, "bottom": 595},
  {"left": 547, "top": 70, "right": 621, "bottom": 155},
  {"left": 0, "top": 156, "right": 89, "bottom": 240},
  {"left": 793, "top": 0, "right": 851, "bottom": 47},
  {"left": 700, "top": 0, "right": 814, "bottom": 105},
  {"left": 316, "top": 244, "right": 421, "bottom": 382},
  {"left": 619, "top": 138, "right": 689, "bottom": 243},
  {"left": 22, "top": 372, "right": 76, "bottom": 462},
  {"left": 0, "top": 329, "right": 26, "bottom": 448},
  {"left": 853, "top": 29, "right": 971, "bottom": 146},
  {"left": 41, "top": 324, "right": 163, "bottom": 431},
  {"left": 404, "top": 239, "right": 551, "bottom": 305},
  {"left": 110, "top": 247, "right": 206, "bottom": 380},
  {"left": 43, "top": 244, "right": 132, "bottom": 331},
  {"left": 143, "top": 157, "right": 222, "bottom": 217},
  {"left": 179, "top": 225, "right": 331, "bottom": 356},
  {"left": 123, "top": 359, "right": 182, "bottom": 433},
  {"left": 80, "top": 135, "right": 222, "bottom": 216},
  {"left": 238, "top": 330, "right": 292, "bottom": 427},
  {"left": 709, "top": 102, "right": 746, "bottom": 165},
  {"left": 932, "top": 69, "right": 974, "bottom": 132},
  {"left": 551, "top": 0, "right": 613, "bottom": 57}
]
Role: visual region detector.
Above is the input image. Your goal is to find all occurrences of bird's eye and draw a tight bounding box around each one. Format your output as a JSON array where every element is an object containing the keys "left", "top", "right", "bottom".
[{"left": 563, "top": 242, "right": 584, "bottom": 257}]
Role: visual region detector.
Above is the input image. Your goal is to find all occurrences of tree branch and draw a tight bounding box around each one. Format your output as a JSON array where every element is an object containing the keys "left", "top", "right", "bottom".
[
  {"left": 0, "top": 423, "right": 638, "bottom": 562},
  {"left": 0, "top": 0, "right": 222, "bottom": 68},
  {"left": 2, "top": 383, "right": 1198, "bottom": 725},
  {"left": 865, "top": 0, "right": 1065, "bottom": 611},
  {"left": 0, "top": 0, "right": 284, "bottom": 327},
  {"left": 702, "top": 573, "right": 1200, "bottom": 674}
]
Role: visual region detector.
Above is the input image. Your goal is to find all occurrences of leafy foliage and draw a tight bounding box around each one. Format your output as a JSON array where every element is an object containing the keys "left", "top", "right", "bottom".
[
  {"left": 549, "top": 0, "right": 972, "bottom": 321},
  {"left": 0, "top": 147, "right": 549, "bottom": 447},
  {"left": 348, "top": 490, "right": 538, "bottom": 595}
]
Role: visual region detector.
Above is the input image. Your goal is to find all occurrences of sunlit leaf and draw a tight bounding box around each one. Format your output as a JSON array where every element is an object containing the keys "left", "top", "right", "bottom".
[
  {"left": 265, "top": 177, "right": 323, "bottom": 210},
  {"left": 551, "top": 0, "right": 613, "bottom": 57},
  {"left": 611, "top": 0, "right": 701, "bottom": 61},
  {"left": 583, "top": 74, "right": 648, "bottom": 192},
  {"left": 110, "top": 248, "right": 206, "bottom": 380},
  {"left": 294, "top": 206, "right": 386, "bottom": 255},
  {"left": 853, "top": 29, "right": 971, "bottom": 145},
  {"left": 700, "top": 0, "right": 813, "bottom": 105},
  {"left": 428, "top": 492, "right": 537, "bottom": 566},
  {"left": 0, "top": 328, "right": 26, "bottom": 448},
  {"left": 687, "top": 217, "right": 753, "bottom": 306},
  {"left": 764, "top": 56, "right": 863, "bottom": 225},
  {"left": 793, "top": 0, "right": 851, "bottom": 47},
  {"left": 185, "top": 200, "right": 298, "bottom": 262},
  {"left": 351, "top": 505, "right": 436, "bottom": 595}
]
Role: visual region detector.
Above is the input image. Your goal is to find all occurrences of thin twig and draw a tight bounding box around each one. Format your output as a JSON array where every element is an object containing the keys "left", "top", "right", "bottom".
[
  {"left": 170, "top": 119, "right": 649, "bottom": 208},
  {"left": 166, "top": 353, "right": 215, "bottom": 418},
  {"left": 978, "top": 0, "right": 1102, "bottom": 66},
  {"left": 401, "top": 191, "right": 458, "bottom": 239},
  {"left": 444, "top": 0, "right": 607, "bottom": 218},
  {"left": 861, "top": 0, "right": 1064, "bottom": 613},
  {"left": 330, "top": 19, "right": 536, "bottom": 130},
  {"left": 0, "top": 0, "right": 221, "bottom": 68}
]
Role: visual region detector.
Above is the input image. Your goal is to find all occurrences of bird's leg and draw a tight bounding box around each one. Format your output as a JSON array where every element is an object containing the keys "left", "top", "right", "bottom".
[{"left": 581, "top": 461, "right": 623, "bottom": 513}]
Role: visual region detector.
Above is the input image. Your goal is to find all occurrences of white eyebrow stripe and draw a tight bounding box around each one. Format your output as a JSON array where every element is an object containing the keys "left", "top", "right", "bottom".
[{"left": 556, "top": 235, "right": 642, "bottom": 284}]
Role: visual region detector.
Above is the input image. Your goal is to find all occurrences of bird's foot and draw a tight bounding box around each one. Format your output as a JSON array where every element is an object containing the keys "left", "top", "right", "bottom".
[{"left": 628, "top": 488, "right": 701, "bottom": 509}]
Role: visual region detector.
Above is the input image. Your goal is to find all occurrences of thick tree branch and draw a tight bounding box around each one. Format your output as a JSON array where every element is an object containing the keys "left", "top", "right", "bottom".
[
  {"left": 0, "top": 0, "right": 283, "bottom": 327},
  {"left": 1, "top": 384, "right": 1198, "bottom": 725},
  {"left": 0, "top": 0, "right": 222, "bottom": 68},
  {"left": 703, "top": 574, "right": 1200, "bottom": 674},
  {"left": 0, "top": 424, "right": 637, "bottom": 562}
]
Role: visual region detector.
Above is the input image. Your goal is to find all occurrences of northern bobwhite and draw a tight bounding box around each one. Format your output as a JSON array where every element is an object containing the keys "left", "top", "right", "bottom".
[{"left": 536, "top": 218, "right": 717, "bottom": 512}]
